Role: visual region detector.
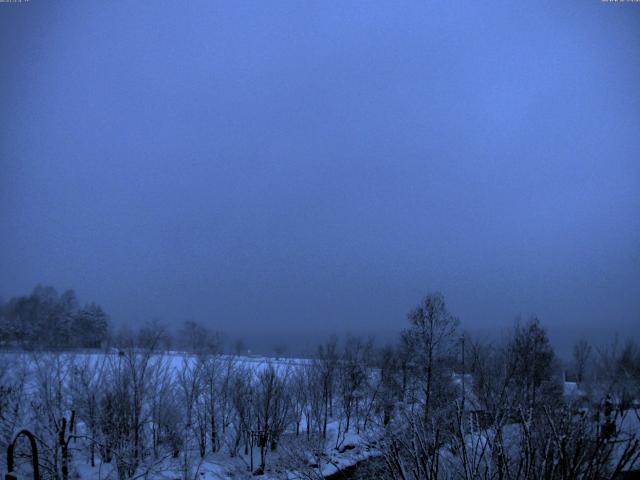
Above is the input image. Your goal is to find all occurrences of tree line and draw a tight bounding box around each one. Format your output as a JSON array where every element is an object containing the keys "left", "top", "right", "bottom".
[
  {"left": 0, "top": 285, "right": 110, "bottom": 349},
  {"left": 0, "top": 292, "right": 638, "bottom": 480}
]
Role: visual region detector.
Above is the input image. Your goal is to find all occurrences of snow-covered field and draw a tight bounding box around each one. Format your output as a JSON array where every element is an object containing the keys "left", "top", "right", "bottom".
[
  {"left": 0, "top": 350, "right": 379, "bottom": 480},
  {"left": 2, "top": 350, "right": 639, "bottom": 479}
]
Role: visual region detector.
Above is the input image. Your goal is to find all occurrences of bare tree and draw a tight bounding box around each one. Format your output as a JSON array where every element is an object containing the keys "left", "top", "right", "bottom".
[
  {"left": 573, "top": 339, "right": 592, "bottom": 384},
  {"left": 177, "top": 356, "right": 204, "bottom": 480},
  {"left": 337, "top": 336, "right": 372, "bottom": 436},
  {"left": 303, "top": 362, "right": 325, "bottom": 441},
  {"left": 70, "top": 353, "right": 108, "bottom": 467},
  {"left": 252, "top": 362, "right": 291, "bottom": 472},
  {"left": 378, "top": 292, "right": 459, "bottom": 480},
  {"left": 228, "top": 364, "right": 252, "bottom": 458},
  {"left": 200, "top": 355, "right": 222, "bottom": 453},
  {"left": 288, "top": 367, "right": 306, "bottom": 437},
  {"left": 507, "top": 317, "right": 562, "bottom": 413},
  {"left": 403, "top": 292, "right": 459, "bottom": 421},
  {"left": 179, "top": 320, "right": 221, "bottom": 354},
  {"left": 316, "top": 336, "right": 339, "bottom": 439},
  {"left": 97, "top": 321, "right": 167, "bottom": 479}
]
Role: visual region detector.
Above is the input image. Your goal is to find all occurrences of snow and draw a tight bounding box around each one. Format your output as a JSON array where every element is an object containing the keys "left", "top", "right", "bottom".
[{"left": 0, "top": 351, "right": 376, "bottom": 480}]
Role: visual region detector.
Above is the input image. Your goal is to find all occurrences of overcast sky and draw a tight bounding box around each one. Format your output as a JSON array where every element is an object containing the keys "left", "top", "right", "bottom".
[{"left": 1, "top": 1, "right": 639, "bottom": 345}]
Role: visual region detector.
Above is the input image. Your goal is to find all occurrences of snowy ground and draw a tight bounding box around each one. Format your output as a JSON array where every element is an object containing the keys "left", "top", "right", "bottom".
[
  {"left": 72, "top": 421, "right": 376, "bottom": 480},
  {"left": 3, "top": 351, "right": 639, "bottom": 479},
  {"left": 1, "top": 351, "right": 377, "bottom": 480}
]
